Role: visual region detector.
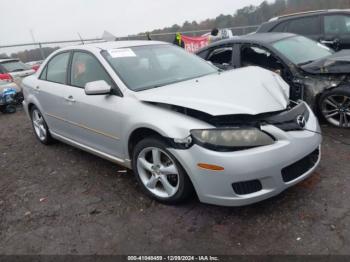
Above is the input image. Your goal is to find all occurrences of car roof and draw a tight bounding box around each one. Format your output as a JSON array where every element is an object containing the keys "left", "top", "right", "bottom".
[
  {"left": 269, "top": 9, "right": 350, "bottom": 22},
  {"left": 0, "top": 58, "right": 19, "bottom": 63},
  {"left": 197, "top": 33, "right": 296, "bottom": 52},
  {"left": 61, "top": 40, "right": 168, "bottom": 52}
]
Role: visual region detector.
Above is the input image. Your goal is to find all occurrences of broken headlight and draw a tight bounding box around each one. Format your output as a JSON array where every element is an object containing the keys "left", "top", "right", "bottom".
[{"left": 190, "top": 128, "right": 275, "bottom": 151}]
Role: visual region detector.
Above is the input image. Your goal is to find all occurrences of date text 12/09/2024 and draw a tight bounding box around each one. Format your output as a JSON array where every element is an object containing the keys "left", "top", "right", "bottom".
[{"left": 127, "top": 256, "right": 220, "bottom": 261}]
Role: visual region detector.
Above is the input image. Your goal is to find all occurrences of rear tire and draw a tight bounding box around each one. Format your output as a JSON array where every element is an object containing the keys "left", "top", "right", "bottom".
[
  {"left": 319, "top": 87, "right": 350, "bottom": 128},
  {"left": 30, "top": 106, "right": 54, "bottom": 145},
  {"left": 132, "top": 137, "right": 194, "bottom": 205}
]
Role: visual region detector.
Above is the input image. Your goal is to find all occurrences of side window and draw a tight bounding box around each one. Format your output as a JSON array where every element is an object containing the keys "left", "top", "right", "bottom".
[
  {"left": 272, "top": 21, "right": 289, "bottom": 32},
  {"left": 71, "top": 52, "right": 113, "bottom": 88},
  {"left": 46, "top": 52, "right": 70, "bottom": 84},
  {"left": 240, "top": 45, "right": 284, "bottom": 74},
  {"left": 207, "top": 46, "right": 233, "bottom": 68},
  {"left": 286, "top": 16, "right": 320, "bottom": 35},
  {"left": 324, "top": 15, "right": 350, "bottom": 35}
]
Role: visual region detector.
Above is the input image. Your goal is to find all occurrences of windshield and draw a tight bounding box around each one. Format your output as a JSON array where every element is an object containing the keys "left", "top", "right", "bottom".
[
  {"left": 102, "top": 44, "right": 217, "bottom": 91},
  {"left": 1, "top": 60, "right": 31, "bottom": 72},
  {"left": 272, "top": 36, "right": 334, "bottom": 65}
]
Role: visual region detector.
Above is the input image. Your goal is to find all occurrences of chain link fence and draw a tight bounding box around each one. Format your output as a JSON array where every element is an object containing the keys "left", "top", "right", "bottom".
[{"left": 0, "top": 25, "right": 259, "bottom": 61}]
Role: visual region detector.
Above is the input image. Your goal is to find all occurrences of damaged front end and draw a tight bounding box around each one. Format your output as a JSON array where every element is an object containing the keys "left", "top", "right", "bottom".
[
  {"left": 289, "top": 63, "right": 350, "bottom": 109},
  {"left": 154, "top": 101, "right": 309, "bottom": 130},
  {"left": 152, "top": 101, "right": 310, "bottom": 151}
]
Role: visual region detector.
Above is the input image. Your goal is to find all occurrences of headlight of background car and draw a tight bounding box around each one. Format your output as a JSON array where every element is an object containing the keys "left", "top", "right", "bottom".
[{"left": 190, "top": 128, "right": 275, "bottom": 151}]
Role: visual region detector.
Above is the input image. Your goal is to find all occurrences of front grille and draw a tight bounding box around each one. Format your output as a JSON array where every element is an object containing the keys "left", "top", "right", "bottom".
[
  {"left": 266, "top": 102, "right": 310, "bottom": 132},
  {"left": 232, "top": 180, "right": 262, "bottom": 195},
  {"left": 282, "top": 149, "right": 320, "bottom": 182}
]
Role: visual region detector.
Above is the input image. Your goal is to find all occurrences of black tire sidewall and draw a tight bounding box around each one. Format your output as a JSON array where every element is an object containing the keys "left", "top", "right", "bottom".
[
  {"left": 132, "top": 137, "right": 193, "bottom": 204},
  {"left": 319, "top": 86, "right": 350, "bottom": 128}
]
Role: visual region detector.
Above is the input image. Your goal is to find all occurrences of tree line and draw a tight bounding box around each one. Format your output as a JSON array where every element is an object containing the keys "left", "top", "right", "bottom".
[{"left": 143, "top": 0, "right": 350, "bottom": 42}]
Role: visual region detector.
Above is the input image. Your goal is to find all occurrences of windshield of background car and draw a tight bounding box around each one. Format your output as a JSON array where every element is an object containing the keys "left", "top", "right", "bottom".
[
  {"left": 1, "top": 60, "right": 31, "bottom": 72},
  {"left": 102, "top": 44, "right": 217, "bottom": 91},
  {"left": 272, "top": 36, "right": 334, "bottom": 65}
]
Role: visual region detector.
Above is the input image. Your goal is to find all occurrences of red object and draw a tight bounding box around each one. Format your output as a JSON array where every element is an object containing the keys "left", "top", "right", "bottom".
[
  {"left": 32, "top": 65, "right": 40, "bottom": 71},
  {"left": 0, "top": 73, "right": 13, "bottom": 82},
  {"left": 181, "top": 35, "right": 210, "bottom": 53}
]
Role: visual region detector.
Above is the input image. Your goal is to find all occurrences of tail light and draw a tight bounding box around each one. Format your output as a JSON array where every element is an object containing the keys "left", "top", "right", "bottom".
[
  {"left": 32, "top": 65, "right": 40, "bottom": 71},
  {"left": 0, "top": 73, "right": 13, "bottom": 83}
]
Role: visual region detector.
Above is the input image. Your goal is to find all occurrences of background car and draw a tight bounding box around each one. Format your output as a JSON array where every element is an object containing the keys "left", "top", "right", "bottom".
[
  {"left": 257, "top": 9, "right": 350, "bottom": 51},
  {"left": 0, "top": 58, "right": 35, "bottom": 84},
  {"left": 196, "top": 33, "right": 350, "bottom": 128},
  {"left": 22, "top": 41, "right": 321, "bottom": 207},
  {"left": 26, "top": 60, "right": 43, "bottom": 72}
]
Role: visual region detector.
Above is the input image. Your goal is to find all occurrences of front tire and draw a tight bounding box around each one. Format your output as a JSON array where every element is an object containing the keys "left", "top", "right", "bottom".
[
  {"left": 30, "top": 106, "right": 53, "bottom": 145},
  {"left": 132, "top": 137, "right": 193, "bottom": 205},
  {"left": 319, "top": 87, "right": 350, "bottom": 128}
]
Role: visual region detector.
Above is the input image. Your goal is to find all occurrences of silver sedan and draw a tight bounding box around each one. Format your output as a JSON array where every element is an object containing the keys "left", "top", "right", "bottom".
[{"left": 22, "top": 41, "right": 322, "bottom": 206}]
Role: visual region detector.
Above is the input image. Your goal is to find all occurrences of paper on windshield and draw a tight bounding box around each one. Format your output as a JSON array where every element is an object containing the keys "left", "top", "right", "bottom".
[{"left": 108, "top": 48, "right": 136, "bottom": 58}]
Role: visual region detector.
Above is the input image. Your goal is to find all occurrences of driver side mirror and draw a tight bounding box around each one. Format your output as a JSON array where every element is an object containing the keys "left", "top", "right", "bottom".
[{"left": 85, "top": 80, "right": 111, "bottom": 95}]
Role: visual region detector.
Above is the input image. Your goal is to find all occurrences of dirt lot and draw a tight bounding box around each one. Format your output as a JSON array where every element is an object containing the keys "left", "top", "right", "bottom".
[{"left": 0, "top": 109, "right": 349, "bottom": 255}]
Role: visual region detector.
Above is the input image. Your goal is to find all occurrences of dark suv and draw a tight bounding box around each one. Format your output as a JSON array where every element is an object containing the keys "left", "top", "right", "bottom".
[{"left": 257, "top": 9, "right": 350, "bottom": 51}]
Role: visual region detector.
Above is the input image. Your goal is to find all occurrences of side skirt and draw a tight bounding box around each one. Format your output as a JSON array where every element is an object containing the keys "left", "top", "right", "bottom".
[{"left": 50, "top": 131, "right": 131, "bottom": 169}]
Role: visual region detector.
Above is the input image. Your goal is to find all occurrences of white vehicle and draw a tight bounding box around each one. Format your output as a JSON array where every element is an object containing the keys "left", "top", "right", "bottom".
[
  {"left": 22, "top": 41, "right": 322, "bottom": 206},
  {"left": 0, "top": 58, "right": 35, "bottom": 81}
]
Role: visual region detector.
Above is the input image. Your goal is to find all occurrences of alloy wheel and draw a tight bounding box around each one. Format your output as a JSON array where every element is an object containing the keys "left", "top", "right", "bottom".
[
  {"left": 322, "top": 95, "right": 350, "bottom": 128},
  {"left": 32, "top": 109, "right": 47, "bottom": 141},
  {"left": 136, "top": 147, "right": 180, "bottom": 198}
]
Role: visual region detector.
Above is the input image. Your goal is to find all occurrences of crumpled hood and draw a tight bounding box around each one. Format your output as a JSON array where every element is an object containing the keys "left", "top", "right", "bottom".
[
  {"left": 301, "top": 49, "right": 350, "bottom": 74},
  {"left": 135, "top": 66, "right": 289, "bottom": 116}
]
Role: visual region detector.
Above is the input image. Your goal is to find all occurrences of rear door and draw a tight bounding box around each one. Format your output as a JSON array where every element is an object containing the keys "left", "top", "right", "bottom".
[
  {"left": 322, "top": 14, "right": 350, "bottom": 50},
  {"left": 36, "top": 51, "right": 72, "bottom": 137}
]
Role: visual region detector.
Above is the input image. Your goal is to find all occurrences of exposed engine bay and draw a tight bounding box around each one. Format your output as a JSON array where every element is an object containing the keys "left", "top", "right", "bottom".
[{"left": 149, "top": 101, "right": 309, "bottom": 132}]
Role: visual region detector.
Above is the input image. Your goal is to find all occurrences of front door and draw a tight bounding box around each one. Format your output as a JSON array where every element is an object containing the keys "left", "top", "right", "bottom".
[
  {"left": 61, "top": 51, "right": 124, "bottom": 159},
  {"left": 238, "top": 44, "right": 302, "bottom": 101}
]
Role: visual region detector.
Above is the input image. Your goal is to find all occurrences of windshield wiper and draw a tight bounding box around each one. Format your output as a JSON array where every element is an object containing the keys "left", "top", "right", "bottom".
[
  {"left": 11, "top": 69, "right": 25, "bottom": 72},
  {"left": 298, "top": 60, "right": 314, "bottom": 66}
]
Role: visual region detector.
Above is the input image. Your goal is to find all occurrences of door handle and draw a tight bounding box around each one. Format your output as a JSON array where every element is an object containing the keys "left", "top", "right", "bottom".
[
  {"left": 65, "top": 95, "right": 76, "bottom": 103},
  {"left": 34, "top": 86, "right": 40, "bottom": 92}
]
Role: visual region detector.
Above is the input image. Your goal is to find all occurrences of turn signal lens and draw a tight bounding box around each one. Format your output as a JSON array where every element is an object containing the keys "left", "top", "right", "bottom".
[{"left": 197, "top": 163, "right": 224, "bottom": 171}]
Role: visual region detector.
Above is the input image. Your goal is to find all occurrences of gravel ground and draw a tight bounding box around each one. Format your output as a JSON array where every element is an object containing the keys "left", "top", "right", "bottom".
[{"left": 0, "top": 109, "right": 349, "bottom": 255}]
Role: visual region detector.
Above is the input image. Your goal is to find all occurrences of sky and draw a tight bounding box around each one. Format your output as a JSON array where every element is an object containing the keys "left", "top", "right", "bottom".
[{"left": 0, "top": 0, "right": 267, "bottom": 46}]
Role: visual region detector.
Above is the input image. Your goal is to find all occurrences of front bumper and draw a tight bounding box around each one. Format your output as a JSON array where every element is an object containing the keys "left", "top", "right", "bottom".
[{"left": 169, "top": 103, "right": 322, "bottom": 207}]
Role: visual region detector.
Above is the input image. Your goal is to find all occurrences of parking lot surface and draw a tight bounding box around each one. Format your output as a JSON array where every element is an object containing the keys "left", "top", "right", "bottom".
[{"left": 0, "top": 110, "right": 349, "bottom": 255}]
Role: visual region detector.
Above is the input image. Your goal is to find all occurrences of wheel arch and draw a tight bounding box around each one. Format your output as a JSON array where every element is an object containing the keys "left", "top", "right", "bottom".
[{"left": 127, "top": 127, "right": 167, "bottom": 160}]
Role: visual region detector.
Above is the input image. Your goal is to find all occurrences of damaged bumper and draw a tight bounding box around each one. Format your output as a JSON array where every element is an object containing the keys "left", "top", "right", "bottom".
[{"left": 169, "top": 102, "right": 322, "bottom": 207}]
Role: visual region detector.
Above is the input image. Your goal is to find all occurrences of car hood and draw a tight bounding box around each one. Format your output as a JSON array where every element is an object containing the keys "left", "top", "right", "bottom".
[
  {"left": 301, "top": 49, "right": 350, "bottom": 74},
  {"left": 134, "top": 66, "right": 289, "bottom": 116}
]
